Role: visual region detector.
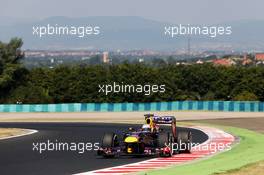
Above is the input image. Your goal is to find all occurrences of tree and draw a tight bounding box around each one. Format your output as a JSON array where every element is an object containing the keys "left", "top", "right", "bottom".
[
  {"left": 8, "top": 84, "right": 52, "bottom": 104},
  {"left": 233, "top": 91, "right": 258, "bottom": 101},
  {"left": 0, "top": 38, "right": 26, "bottom": 102}
]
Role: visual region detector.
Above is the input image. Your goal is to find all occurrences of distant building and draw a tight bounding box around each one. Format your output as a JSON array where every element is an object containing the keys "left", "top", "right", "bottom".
[
  {"left": 243, "top": 53, "right": 248, "bottom": 60},
  {"left": 50, "top": 58, "right": 54, "bottom": 63},
  {"left": 196, "top": 59, "right": 203, "bottom": 64},
  {"left": 138, "top": 58, "right": 144, "bottom": 63},
  {"left": 242, "top": 54, "right": 252, "bottom": 65},
  {"left": 102, "top": 52, "right": 109, "bottom": 63},
  {"left": 242, "top": 59, "right": 252, "bottom": 65},
  {"left": 255, "top": 53, "right": 264, "bottom": 61},
  {"left": 213, "top": 58, "right": 236, "bottom": 66}
]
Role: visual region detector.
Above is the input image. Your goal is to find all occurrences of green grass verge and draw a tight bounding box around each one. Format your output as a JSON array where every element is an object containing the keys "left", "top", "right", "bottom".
[{"left": 138, "top": 125, "right": 264, "bottom": 175}]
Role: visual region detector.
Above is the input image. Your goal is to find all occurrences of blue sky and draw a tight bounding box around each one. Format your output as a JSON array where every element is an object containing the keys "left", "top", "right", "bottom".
[{"left": 0, "top": 0, "right": 263, "bottom": 24}]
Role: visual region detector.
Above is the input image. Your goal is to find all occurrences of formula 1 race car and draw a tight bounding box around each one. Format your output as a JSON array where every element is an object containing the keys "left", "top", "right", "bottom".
[{"left": 97, "top": 114, "right": 192, "bottom": 157}]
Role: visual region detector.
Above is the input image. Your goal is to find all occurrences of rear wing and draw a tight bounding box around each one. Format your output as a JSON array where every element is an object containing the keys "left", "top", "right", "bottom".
[
  {"left": 144, "top": 114, "right": 177, "bottom": 138},
  {"left": 144, "top": 114, "right": 176, "bottom": 124}
]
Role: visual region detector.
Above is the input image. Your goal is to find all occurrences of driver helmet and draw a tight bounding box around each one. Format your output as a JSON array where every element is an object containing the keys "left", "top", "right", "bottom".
[{"left": 142, "top": 124, "right": 151, "bottom": 132}]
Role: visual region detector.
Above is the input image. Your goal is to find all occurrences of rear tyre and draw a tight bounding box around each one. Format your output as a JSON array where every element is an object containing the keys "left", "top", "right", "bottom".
[
  {"left": 157, "top": 132, "right": 170, "bottom": 148},
  {"left": 157, "top": 132, "right": 171, "bottom": 157},
  {"left": 177, "top": 131, "right": 192, "bottom": 153}
]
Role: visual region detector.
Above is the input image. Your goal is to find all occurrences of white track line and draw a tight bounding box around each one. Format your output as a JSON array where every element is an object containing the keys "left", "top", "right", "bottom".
[{"left": 0, "top": 129, "right": 38, "bottom": 140}]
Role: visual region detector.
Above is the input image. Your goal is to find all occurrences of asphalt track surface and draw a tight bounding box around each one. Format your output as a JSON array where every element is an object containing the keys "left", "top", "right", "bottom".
[{"left": 0, "top": 123, "right": 208, "bottom": 175}]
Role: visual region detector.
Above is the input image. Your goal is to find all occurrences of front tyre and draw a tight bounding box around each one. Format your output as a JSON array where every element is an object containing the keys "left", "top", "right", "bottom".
[
  {"left": 100, "top": 132, "right": 119, "bottom": 158},
  {"left": 101, "top": 132, "right": 119, "bottom": 148}
]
